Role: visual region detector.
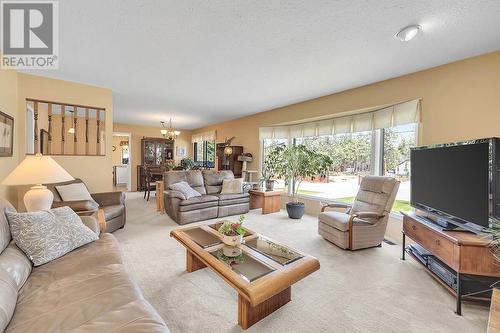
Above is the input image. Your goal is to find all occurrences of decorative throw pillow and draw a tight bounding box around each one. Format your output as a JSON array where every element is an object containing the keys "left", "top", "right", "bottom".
[
  {"left": 169, "top": 181, "right": 201, "bottom": 199},
  {"left": 6, "top": 207, "right": 98, "bottom": 266},
  {"left": 220, "top": 178, "right": 243, "bottom": 194},
  {"left": 55, "top": 183, "right": 94, "bottom": 202}
]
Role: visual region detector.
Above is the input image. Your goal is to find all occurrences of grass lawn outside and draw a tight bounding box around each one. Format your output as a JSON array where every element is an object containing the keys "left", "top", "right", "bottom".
[{"left": 336, "top": 197, "right": 411, "bottom": 213}]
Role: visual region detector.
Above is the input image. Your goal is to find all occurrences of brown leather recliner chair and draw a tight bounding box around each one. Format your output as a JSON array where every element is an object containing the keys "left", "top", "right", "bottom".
[
  {"left": 318, "top": 176, "right": 400, "bottom": 250},
  {"left": 45, "top": 178, "right": 126, "bottom": 233}
]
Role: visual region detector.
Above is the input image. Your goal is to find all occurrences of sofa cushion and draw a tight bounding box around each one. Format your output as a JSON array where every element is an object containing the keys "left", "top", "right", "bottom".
[
  {"left": 220, "top": 178, "right": 243, "bottom": 194},
  {"left": 0, "top": 269, "right": 17, "bottom": 333},
  {"left": 218, "top": 198, "right": 249, "bottom": 206},
  {"left": 185, "top": 170, "right": 207, "bottom": 195},
  {"left": 7, "top": 207, "right": 98, "bottom": 266},
  {"left": 319, "top": 211, "right": 371, "bottom": 232},
  {"left": 55, "top": 182, "right": 94, "bottom": 202},
  {"left": 22, "top": 234, "right": 122, "bottom": 288},
  {"left": 0, "top": 199, "right": 14, "bottom": 254},
  {"left": 179, "top": 195, "right": 219, "bottom": 206},
  {"left": 45, "top": 178, "right": 85, "bottom": 202},
  {"left": 0, "top": 242, "right": 31, "bottom": 291},
  {"left": 103, "top": 205, "right": 125, "bottom": 221},
  {"left": 169, "top": 181, "right": 201, "bottom": 199},
  {"left": 178, "top": 201, "right": 219, "bottom": 212},
  {"left": 202, "top": 170, "right": 234, "bottom": 194},
  {"left": 216, "top": 193, "right": 249, "bottom": 201}
]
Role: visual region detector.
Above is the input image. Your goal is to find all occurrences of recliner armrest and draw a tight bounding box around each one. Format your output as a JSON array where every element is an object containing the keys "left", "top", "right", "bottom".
[
  {"left": 351, "top": 212, "right": 385, "bottom": 219},
  {"left": 52, "top": 200, "right": 98, "bottom": 213},
  {"left": 164, "top": 190, "right": 186, "bottom": 200},
  {"left": 321, "top": 202, "right": 352, "bottom": 212},
  {"left": 91, "top": 192, "right": 125, "bottom": 206}
]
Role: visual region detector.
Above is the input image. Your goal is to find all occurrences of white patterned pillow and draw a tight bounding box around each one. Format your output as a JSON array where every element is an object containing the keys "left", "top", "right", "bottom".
[
  {"left": 169, "top": 181, "right": 201, "bottom": 199},
  {"left": 220, "top": 178, "right": 243, "bottom": 194},
  {"left": 6, "top": 207, "right": 98, "bottom": 266}
]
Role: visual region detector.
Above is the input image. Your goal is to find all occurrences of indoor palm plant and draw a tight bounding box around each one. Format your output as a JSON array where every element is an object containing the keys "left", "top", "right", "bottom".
[{"left": 273, "top": 144, "right": 333, "bottom": 219}]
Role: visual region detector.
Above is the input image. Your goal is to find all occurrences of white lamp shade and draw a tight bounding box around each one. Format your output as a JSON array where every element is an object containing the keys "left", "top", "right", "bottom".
[{"left": 2, "top": 154, "right": 74, "bottom": 186}]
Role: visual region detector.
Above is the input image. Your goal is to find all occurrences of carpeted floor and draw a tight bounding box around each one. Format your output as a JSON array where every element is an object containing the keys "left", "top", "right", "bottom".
[{"left": 113, "top": 192, "right": 488, "bottom": 333}]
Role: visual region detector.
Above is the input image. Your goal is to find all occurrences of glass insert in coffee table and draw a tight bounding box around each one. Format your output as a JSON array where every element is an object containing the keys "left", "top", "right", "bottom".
[
  {"left": 183, "top": 227, "right": 221, "bottom": 248},
  {"left": 210, "top": 246, "right": 275, "bottom": 282},
  {"left": 245, "top": 236, "right": 303, "bottom": 265}
]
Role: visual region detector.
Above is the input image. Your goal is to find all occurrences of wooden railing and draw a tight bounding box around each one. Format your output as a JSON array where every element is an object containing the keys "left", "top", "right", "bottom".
[{"left": 26, "top": 98, "right": 106, "bottom": 156}]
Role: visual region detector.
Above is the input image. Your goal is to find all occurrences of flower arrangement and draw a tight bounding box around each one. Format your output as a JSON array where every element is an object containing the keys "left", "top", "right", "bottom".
[
  {"left": 218, "top": 215, "right": 246, "bottom": 237},
  {"left": 218, "top": 215, "right": 246, "bottom": 246}
]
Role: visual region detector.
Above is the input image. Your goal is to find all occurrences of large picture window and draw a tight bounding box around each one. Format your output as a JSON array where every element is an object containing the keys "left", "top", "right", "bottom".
[
  {"left": 193, "top": 140, "right": 215, "bottom": 168},
  {"left": 261, "top": 124, "right": 417, "bottom": 213}
]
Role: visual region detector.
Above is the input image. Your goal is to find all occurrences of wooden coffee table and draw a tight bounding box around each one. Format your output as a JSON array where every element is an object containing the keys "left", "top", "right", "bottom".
[{"left": 170, "top": 223, "right": 320, "bottom": 329}]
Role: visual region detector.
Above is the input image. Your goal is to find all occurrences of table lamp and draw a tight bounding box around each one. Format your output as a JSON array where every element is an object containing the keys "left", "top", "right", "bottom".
[{"left": 2, "top": 154, "right": 74, "bottom": 211}]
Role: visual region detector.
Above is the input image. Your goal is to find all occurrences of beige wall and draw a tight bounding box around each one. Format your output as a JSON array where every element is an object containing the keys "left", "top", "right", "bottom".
[
  {"left": 0, "top": 69, "right": 19, "bottom": 204},
  {"left": 192, "top": 50, "right": 500, "bottom": 243},
  {"left": 192, "top": 51, "right": 500, "bottom": 168},
  {"left": 16, "top": 73, "right": 114, "bottom": 198},
  {"left": 113, "top": 123, "right": 192, "bottom": 191}
]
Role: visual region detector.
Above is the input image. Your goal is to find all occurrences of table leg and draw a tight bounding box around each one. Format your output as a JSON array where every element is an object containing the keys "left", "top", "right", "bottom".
[
  {"left": 238, "top": 287, "right": 291, "bottom": 329},
  {"left": 456, "top": 272, "right": 462, "bottom": 315},
  {"left": 401, "top": 231, "right": 406, "bottom": 260},
  {"left": 186, "top": 250, "right": 206, "bottom": 273}
]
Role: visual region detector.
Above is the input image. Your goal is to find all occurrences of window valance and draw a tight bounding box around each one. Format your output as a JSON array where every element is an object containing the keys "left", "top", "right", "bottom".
[
  {"left": 192, "top": 130, "right": 216, "bottom": 143},
  {"left": 259, "top": 99, "right": 420, "bottom": 140}
]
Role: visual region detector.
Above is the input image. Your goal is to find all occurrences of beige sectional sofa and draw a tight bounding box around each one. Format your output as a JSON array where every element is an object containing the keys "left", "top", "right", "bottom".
[
  {"left": 0, "top": 199, "right": 169, "bottom": 333},
  {"left": 163, "top": 170, "right": 250, "bottom": 224}
]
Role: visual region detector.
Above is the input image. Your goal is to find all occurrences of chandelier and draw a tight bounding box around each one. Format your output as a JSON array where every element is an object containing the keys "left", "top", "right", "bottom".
[{"left": 160, "top": 118, "right": 181, "bottom": 140}]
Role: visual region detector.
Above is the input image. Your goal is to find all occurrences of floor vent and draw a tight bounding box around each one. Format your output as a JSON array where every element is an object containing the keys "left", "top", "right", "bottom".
[{"left": 383, "top": 238, "right": 396, "bottom": 245}]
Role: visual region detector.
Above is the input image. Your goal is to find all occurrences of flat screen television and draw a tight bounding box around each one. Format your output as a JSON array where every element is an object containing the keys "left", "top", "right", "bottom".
[{"left": 410, "top": 138, "right": 499, "bottom": 233}]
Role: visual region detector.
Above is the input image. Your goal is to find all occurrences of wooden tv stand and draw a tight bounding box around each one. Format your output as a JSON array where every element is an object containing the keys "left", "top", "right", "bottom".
[{"left": 401, "top": 212, "right": 499, "bottom": 315}]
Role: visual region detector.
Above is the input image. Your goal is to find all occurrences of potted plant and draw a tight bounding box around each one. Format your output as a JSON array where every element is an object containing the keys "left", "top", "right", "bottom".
[
  {"left": 217, "top": 215, "right": 246, "bottom": 246},
  {"left": 180, "top": 157, "right": 195, "bottom": 170},
  {"left": 273, "top": 144, "right": 332, "bottom": 219},
  {"left": 485, "top": 217, "right": 500, "bottom": 264},
  {"left": 485, "top": 218, "right": 500, "bottom": 323},
  {"left": 261, "top": 143, "right": 286, "bottom": 191}
]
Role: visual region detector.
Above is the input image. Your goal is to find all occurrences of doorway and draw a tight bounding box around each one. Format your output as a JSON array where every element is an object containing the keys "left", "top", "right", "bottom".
[{"left": 112, "top": 132, "right": 132, "bottom": 191}]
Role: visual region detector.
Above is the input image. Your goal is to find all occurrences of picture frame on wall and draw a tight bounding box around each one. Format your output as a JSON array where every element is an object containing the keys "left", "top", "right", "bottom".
[
  {"left": 176, "top": 146, "right": 186, "bottom": 158},
  {"left": 0, "top": 111, "right": 14, "bottom": 157}
]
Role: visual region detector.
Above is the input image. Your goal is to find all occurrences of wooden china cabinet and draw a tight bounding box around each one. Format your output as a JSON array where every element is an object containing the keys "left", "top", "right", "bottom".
[{"left": 137, "top": 137, "right": 174, "bottom": 191}]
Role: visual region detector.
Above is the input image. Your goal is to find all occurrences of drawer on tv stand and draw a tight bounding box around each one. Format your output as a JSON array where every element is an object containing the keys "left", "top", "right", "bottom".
[{"left": 403, "top": 217, "right": 457, "bottom": 270}]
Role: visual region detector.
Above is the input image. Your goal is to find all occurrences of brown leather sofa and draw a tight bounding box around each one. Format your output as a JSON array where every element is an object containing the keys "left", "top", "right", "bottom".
[
  {"left": 0, "top": 198, "right": 169, "bottom": 333},
  {"left": 46, "top": 178, "right": 126, "bottom": 233},
  {"left": 163, "top": 170, "right": 250, "bottom": 224}
]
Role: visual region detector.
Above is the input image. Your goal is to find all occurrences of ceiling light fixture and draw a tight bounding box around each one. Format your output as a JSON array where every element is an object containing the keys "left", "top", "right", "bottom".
[
  {"left": 395, "top": 25, "right": 421, "bottom": 42},
  {"left": 160, "top": 119, "right": 180, "bottom": 140}
]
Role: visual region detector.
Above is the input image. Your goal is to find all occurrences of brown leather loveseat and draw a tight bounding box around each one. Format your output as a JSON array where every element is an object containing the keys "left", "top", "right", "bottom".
[{"left": 163, "top": 170, "right": 250, "bottom": 224}]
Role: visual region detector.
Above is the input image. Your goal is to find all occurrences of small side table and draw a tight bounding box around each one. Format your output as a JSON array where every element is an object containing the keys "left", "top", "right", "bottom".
[
  {"left": 156, "top": 180, "right": 165, "bottom": 213},
  {"left": 249, "top": 190, "right": 283, "bottom": 214}
]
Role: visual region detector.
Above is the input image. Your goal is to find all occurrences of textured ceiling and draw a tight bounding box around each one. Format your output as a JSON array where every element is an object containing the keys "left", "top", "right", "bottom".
[{"left": 26, "top": 0, "right": 500, "bottom": 129}]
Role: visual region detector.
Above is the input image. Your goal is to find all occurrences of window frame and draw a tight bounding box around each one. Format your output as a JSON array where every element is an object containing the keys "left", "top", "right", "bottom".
[
  {"left": 260, "top": 123, "right": 419, "bottom": 217},
  {"left": 193, "top": 140, "right": 215, "bottom": 168}
]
